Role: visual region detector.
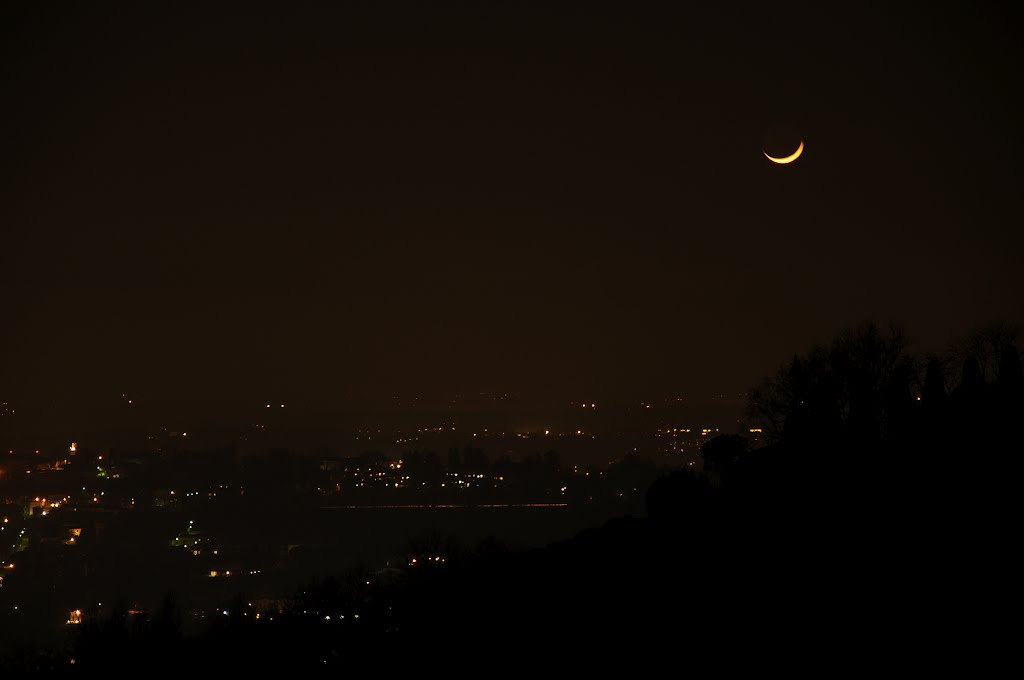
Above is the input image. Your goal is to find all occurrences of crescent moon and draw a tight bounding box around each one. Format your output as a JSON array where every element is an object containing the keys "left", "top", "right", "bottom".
[{"left": 763, "top": 140, "right": 804, "bottom": 164}]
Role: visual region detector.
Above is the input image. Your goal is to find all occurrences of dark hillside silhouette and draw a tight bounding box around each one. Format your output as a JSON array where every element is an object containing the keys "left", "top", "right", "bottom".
[{"left": 4, "top": 321, "right": 1018, "bottom": 673}]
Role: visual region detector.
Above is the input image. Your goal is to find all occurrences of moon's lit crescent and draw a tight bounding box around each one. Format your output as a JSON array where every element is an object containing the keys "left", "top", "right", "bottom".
[{"left": 763, "top": 140, "right": 804, "bottom": 164}]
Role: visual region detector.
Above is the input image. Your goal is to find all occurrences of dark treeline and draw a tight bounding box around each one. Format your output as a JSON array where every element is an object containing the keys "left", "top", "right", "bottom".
[{"left": 4, "top": 321, "right": 1019, "bottom": 673}]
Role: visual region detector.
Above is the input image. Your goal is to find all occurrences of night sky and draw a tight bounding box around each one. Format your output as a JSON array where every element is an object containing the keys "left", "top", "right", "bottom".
[{"left": 1, "top": 3, "right": 1022, "bottom": 438}]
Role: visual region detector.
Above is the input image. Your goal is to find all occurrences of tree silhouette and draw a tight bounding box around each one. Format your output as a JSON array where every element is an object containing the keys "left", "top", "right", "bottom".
[
  {"left": 699, "top": 434, "right": 749, "bottom": 474},
  {"left": 948, "top": 321, "right": 1019, "bottom": 384},
  {"left": 920, "top": 356, "right": 948, "bottom": 406},
  {"left": 746, "top": 322, "right": 916, "bottom": 461}
]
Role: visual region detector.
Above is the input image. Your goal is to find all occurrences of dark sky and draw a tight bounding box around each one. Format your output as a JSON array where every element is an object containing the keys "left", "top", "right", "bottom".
[{"left": 1, "top": 2, "right": 1022, "bottom": 434}]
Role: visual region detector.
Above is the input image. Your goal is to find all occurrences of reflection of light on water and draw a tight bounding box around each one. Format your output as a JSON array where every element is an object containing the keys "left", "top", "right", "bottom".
[{"left": 321, "top": 503, "right": 569, "bottom": 510}]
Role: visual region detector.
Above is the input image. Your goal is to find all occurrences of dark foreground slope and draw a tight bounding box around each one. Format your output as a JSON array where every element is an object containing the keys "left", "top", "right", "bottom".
[{"left": 26, "top": 466, "right": 997, "bottom": 677}]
